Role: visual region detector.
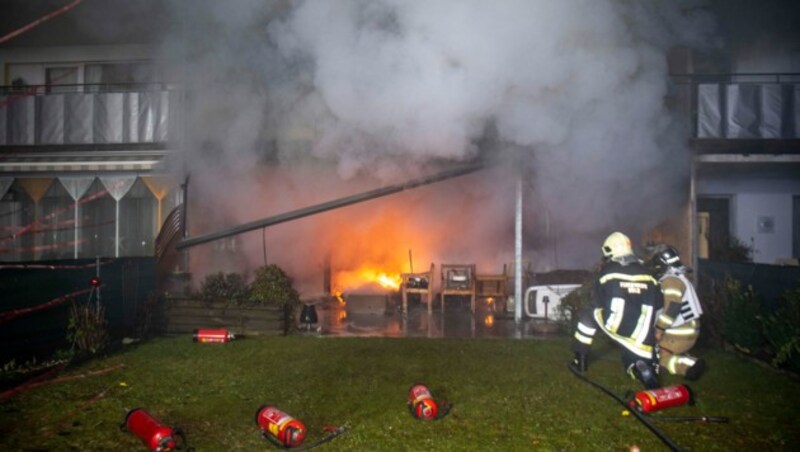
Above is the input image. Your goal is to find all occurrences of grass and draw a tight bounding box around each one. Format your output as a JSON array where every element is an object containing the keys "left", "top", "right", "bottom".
[{"left": 1, "top": 335, "right": 798, "bottom": 451}]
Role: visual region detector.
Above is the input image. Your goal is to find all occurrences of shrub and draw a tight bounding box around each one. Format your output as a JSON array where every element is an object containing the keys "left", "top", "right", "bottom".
[
  {"left": 134, "top": 293, "right": 161, "bottom": 338},
  {"left": 697, "top": 277, "right": 726, "bottom": 346},
  {"left": 716, "top": 236, "right": 753, "bottom": 263},
  {"left": 759, "top": 289, "right": 800, "bottom": 372},
  {"left": 67, "top": 299, "right": 108, "bottom": 355},
  {"left": 249, "top": 264, "right": 300, "bottom": 309},
  {"left": 200, "top": 272, "right": 250, "bottom": 304},
  {"left": 719, "top": 277, "right": 764, "bottom": 353}
]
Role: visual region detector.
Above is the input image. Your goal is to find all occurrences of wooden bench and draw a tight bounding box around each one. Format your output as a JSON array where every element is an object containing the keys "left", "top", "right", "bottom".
[{"left": 157, "top": 298, "right": 288, "bottom": 336}]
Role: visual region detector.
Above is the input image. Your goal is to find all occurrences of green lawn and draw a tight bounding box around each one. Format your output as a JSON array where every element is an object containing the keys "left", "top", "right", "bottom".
[{"left": 1, "top": 335, "right": 798, "bottom": 451}]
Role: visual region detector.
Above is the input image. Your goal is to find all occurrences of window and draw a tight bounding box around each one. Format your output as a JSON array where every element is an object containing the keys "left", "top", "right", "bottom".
[
  {"left": 40, "top": 182, "right": 73, "bottom": 260},
  {"left": 80, "top": 180, "right": 116, "bottom": 258},
  {"left": 45, "top": 66, "right": 79, "bottom": 93},
  {"left": 84, "top": 62, "right": 155, "bottom": 92},
  {"left": 119, "top": 179, "right": 157, "bottom": 257}
]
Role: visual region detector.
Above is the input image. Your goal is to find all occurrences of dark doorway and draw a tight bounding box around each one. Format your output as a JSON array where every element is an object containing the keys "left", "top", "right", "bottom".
[{"left": 697, "top": 197, "right": 730, "bottom": 261}]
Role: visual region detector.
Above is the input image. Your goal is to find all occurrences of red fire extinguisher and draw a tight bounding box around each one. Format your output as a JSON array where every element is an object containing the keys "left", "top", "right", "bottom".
[
  {"left": 408, "top": 384, "right": 450, "bottom": 421},
  {"left": 630, "top": 384, "right": 694, "bottom": 414},
  {"left": 123, "top": 408, "right": 189, "bottom": 451},
  {"left": 255, "top": 405, "right": 307, "bottom": 448},
  {"left": 409, "top": 384, "right": 438, "bottom": 420},
  {"left": 192, "top": 328, "right": 235, "bottom": 343}
]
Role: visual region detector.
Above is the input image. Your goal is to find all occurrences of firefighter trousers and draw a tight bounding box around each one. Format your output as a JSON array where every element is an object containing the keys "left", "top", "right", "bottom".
[{"left": 658, "top": 319, "right": 700, "bottom": 376}]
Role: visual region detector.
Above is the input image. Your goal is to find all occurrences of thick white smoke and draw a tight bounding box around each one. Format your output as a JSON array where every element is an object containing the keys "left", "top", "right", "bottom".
[{"left": 164, "top": 0, "right": 717, "bottom": 294}]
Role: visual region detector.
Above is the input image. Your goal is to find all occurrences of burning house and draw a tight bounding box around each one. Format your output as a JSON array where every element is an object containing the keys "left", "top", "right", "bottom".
[{"left": 0, "top": 0, "right": 798, "bottom": 327}]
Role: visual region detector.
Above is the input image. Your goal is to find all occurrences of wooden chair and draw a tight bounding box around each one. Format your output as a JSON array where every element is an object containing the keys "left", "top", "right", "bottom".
[
  {"left": 440, "top": 264, "right": 476, "bottom": 314},
  {"left": 400, "top": 263, "right": 435, "bottom": 315},
  {"left": 476, "top": 264, "right": 509, "bottom": 312}
]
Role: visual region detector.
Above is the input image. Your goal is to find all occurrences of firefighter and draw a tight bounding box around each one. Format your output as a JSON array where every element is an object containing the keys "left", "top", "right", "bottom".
[
  {"left": 571, "top": 232, "right": 662, "bottom": 389},
  {"left": 647, "top": 245, "right": 705, "bottom": 380}
]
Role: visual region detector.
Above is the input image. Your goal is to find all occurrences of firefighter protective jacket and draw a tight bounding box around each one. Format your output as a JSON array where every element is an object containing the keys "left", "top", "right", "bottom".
[
  {"left": 655, "top": 269, "right": 703, "bottom": 330},
  {"left": 573, "top": 260, "right": 662, "bottom": 360}
]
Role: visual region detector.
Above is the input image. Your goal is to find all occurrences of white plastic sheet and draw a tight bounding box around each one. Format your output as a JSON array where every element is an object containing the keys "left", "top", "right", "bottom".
[
  {"left": 94, "top": 93, "right": 124, "bottom": 143},
  {"left": 65, "top": 93, "right": 94, "bottom": 144},
  {"left": 760, "top": 84, "right": 786, "bottom": 139},
  {"left": 156, "top": 91, "right": 170, "bottom": 142},
  {"left": 39, "top": 94, "right": 65, "bottom": 144},
  {"left": 138, "top": 92, "right": 158, "bottom": 142},
  {"left": 9, "top": 96, "right": 35, "bottom": 145},
  {"left": 125, "top": 92, "right": 140, "bottom": 142},
  {"left": 795, "top": 85, "right": 800, "bottom": 138},
  {"left": 697, "top": 84, "right": 721, "bottom": 138},
  {"left": 726, "top": 84, "right": 760, "bottom": 138}
]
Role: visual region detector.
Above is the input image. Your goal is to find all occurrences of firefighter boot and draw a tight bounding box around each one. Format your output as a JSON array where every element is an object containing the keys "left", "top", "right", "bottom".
[
  {"left": 685, "top": 358, "right": 705, "bottom": 381},
  {"left": 570, "top": 353, "right": 588, "bottom": 373},
  {"left": 628, "top": 360, "right": 660, "bottom": 389}
]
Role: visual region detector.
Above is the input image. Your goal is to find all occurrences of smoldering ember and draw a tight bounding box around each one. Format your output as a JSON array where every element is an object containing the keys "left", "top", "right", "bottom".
[{"left": 1, "top": 1, "right": 799, "bottom": 451}]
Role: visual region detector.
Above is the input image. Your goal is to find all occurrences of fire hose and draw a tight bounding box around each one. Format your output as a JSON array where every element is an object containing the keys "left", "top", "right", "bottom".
[
  {"left": 569, "top": 362, "right": 730, "bottom": 450},
  {"left": 262, "top": 426, "right": 347, "bottom": 451},
  {"left": 0, "top": 0, "right": 85, "bottom": 45},
  {"left": 568, "top": 363, "right": 682, "bottom": 451}
]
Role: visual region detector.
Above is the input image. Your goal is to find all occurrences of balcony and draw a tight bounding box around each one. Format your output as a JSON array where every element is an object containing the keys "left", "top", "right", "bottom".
[
  {"left": 672, "top": 73, "right": 800, "bottom": 154},
  {"left": 0, "top": 83, "right": 181, "bottom": 148}
]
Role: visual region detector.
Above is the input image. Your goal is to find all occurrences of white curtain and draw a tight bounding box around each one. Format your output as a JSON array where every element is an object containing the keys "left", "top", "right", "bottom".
[
  {"left": 100, "top": 176, "right": 137, "bottom": 257},
  {"left": 60, "top": 177, "right": 95, "bottom": 259}
]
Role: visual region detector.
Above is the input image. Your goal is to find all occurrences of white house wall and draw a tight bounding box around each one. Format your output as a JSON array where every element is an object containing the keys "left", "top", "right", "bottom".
[{"left": 697, "top": 172, "right": 800, "bottom": 264}]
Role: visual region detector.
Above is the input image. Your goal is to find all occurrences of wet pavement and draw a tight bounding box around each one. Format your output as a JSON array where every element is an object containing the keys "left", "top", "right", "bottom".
[{"left": 298, "top": 296, "right": 567, "bottom": 339}]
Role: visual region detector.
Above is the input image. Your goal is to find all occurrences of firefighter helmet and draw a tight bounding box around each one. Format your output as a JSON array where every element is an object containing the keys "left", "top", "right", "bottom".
[
  {"left": 602, "top": 232, "right": 633, "bottom": 260},
  {"left": 649, "top": 244, "right": 687, "bottom": 275}
]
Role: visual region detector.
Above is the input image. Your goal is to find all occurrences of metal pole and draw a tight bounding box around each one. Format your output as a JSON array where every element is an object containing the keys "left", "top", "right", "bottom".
[
  {"left": 176, "top": 162, "right": 485, "bottom": 250},
  {"left": 514, "top": 176, "right": 523, "bottom": 323},
  {"left": 73, "top": 201, "right": 79, "bottom": 259},
  {"left": 114, "top": 201, "right": 120, "bottom": 258}
]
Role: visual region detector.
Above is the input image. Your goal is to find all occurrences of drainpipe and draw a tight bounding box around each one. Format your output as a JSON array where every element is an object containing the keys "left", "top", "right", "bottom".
[
  {"left": 176, "top": 162, "right": 485, "bottom": 250},
  {"left": 515, "top": 176, "right": 523, "bottom": 323}
]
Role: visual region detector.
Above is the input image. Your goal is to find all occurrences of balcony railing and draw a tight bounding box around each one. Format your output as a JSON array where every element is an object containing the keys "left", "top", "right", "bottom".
[
  {"left": 671, "top": 73, "right": 800, "bottom": 140},
  {"left": 0, "top": 83, "right": 181, "bottom": 146}
]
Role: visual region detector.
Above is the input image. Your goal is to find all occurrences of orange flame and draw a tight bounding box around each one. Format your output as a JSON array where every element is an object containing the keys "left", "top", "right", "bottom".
[{"left": 335, "top": 267, "right": 402, "bottom": 292}]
